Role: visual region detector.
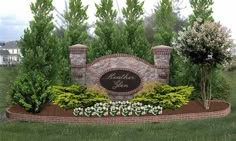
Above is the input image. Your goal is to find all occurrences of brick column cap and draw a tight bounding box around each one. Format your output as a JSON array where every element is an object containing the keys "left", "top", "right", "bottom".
[
  {"left": 70, "top": 44, "right": 88, "bottom": 54},
  {"left": 152, "top": 45, "right": 172, "bottom": 50},
  {"left": 70, "top": 44, "right": 88, "bottom": 49},
  {"left": 152, "top": 45, "right": 172, "bottom": 55}
]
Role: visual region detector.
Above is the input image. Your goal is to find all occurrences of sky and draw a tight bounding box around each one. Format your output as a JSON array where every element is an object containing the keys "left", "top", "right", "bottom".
[{"left": 0, "top": 0, "right": 235, "bottom": 43}]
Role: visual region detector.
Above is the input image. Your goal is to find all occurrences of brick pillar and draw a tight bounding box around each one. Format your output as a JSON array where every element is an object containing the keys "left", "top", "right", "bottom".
[
  {"left": 70, "top": 44, "right": 87, "bottom": 84},
  {"left": 152, "top": 45, "right": 172, "bottom": 83}
]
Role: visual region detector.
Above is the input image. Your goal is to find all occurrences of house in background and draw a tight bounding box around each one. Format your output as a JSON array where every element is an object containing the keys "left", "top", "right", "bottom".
[
  {"left": 0, "top": 50, "right": 10, "bottom": 65},
  {"left": 0, "top": 41, "right": 21, "bottom": 65},
  {"left": 0, "top": 42, "right": 5, "bottom": 47}
]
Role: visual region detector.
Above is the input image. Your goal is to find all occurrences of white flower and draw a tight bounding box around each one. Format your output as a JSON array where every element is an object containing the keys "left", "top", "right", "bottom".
[{"left": 73, "top": 107, "right": 83, "bottom": 116}]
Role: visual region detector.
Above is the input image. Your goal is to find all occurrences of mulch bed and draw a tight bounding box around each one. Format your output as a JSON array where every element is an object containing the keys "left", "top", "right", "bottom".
[{"left": 8, "top": 100, "right": 229, "bottom": 117}]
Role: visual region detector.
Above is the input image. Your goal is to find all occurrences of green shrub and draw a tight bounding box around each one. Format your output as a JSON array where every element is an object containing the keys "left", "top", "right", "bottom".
[
  {"left": 48, "top": 85, "right": 111, "bottom": 109},
  {"left": 86, "top": 85, "right": 108, "bottom": 97},
  {"left": 48, "top": 85, "right": 87, "bottom": 100},
  {"left": 211, "top": 71, "right": 230, "bottom": 100},
  {"left": 188, "top": 69, "right": 230, "bottom": 101},
  {"left": 132, "top": 83, "right": 193, "bottom": 109},
  {"left": 10, "top": 71, "right": 50, "bottom": 113}
]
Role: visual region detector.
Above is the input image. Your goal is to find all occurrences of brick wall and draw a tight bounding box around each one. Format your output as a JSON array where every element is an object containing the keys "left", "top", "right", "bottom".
[{"left": 6, "top": 101, "right": 231, "bottom": 124}]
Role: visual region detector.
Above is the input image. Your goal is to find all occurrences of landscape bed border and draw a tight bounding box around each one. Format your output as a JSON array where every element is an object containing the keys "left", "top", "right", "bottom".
[{"left": 6, "top": 101, "right": 231, "bottom": 124}]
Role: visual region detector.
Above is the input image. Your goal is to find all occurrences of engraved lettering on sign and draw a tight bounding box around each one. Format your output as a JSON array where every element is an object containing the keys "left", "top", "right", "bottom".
[
  {"left": 112, "top": 80, "right": 128, "bottom": 90},
  {"left": 100, "top": 70, "right": 141, "bottom": 93},
  {"left": 106, "top": 73, "right": 135, "bottom": 80}
]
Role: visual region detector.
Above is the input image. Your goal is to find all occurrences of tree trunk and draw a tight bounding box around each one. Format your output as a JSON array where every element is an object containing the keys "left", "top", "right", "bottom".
[{"left": 201, "top": 66, "right": 209, "bottom": 110}]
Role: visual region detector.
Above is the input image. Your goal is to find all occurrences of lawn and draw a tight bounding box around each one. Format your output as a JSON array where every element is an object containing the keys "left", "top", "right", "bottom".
[
  {"left": 0, "top": 66, "right": 18, "bottom": 112},
  {"left": 0, "top": 68, "right": 235, "bottom": 141}
]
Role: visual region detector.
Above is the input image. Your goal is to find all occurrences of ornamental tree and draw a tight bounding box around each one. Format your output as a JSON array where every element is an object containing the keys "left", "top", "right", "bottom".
[
  {"left": 184, "top": 0, "right": 230, "bottom": 102},
  {"left": 176, "top": 19, "right": 233, "bottom": 109}
]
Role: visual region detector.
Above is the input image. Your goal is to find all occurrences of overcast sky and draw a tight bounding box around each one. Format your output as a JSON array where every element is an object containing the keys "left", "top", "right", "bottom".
[{"left": 0, "top": 0, "right": 235, "bottom": 43}]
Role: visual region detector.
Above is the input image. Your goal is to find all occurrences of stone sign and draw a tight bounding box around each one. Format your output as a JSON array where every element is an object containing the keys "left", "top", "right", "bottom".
[
  {"left": 99, "top": 69, "right": 142, "bottom": 95},
  {"left": 70, "top": 44, "right": 172, "bottom": 100}
]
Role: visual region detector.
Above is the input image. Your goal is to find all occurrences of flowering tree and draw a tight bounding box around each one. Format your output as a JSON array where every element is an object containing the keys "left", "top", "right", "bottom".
[{"left": 176, "top": 19, "right": 233, "bottom": 109}]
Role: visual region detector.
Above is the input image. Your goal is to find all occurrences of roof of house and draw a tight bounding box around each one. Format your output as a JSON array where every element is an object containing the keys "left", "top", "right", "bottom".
[
  {"left": 0, "top": 50, "right": 10, "bottom": 55},
  {"left": 1, "top": 41, "right": 18, "bottom": 49},
  {"left": 0, "top": 42, "right": 5, "bottom": 46}
]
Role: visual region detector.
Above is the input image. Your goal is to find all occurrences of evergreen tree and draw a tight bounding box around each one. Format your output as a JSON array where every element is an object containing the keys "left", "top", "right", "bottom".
[
  {"left": 189, "top": 0, "right": 214, "bottom": 25},
  {"left": 11, "top": 0, "right": 57, "bottom": 113},
  {"left": 64, "top": 0, "right": 88, "bottom": 45},
  {"left": 88, "top": 0, "right": 131, "bottom": 62},
  {"left": 122, "top": 0, "right": 151, "bottom": 62},
  {"left": 144, "top": 0, "right": 186, "bottom": 45},
  {"left": 152, "top": 0, "right": 184, "bottom": 85},
  {"left": 19, "top": 0, "right": 57, "bottom": 83},
  {"left": 88, "top": 0, "right": 116, "bottom": 61},
  {"left": 154, "top": 0, "right": 176, "bottom": 46},
  {"left": 58, "top": 0, "right": 88, "bottom": 84}
]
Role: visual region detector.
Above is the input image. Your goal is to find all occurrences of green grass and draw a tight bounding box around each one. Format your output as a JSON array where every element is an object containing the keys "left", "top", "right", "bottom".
[
  {"left": 0, "top": 66, "right": 18, "bottom": 112},
  {"left": 0, "top": 70, "right": 235, "bottom": 141}
]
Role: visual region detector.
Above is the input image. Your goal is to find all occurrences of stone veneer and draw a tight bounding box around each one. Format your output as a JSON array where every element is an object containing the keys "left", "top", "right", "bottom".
[{"left": 70, "top": 44, "right": 172, "bottom": 100}]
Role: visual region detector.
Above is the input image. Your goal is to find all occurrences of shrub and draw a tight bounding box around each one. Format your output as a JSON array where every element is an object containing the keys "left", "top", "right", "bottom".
[
  {"left": 48, "top": 85, "right": 87, "bottom": 100},
  {"left": 10, "top": 71, "right": 50, "bottom": 113},
  {"left": 188, "top": 69, "right": 231, "bottom": 101},
  {"left": 86, "top": 85, "right": 108, "bottom": 97},
  {"left": 131, "top": 83, "right": 193, "bottom": 109},
  {"left": 211, "top": 70, "right": 230, "bottom": 100},
  {"left": 48, "top": 85, "right": 111, "bottom": 109}
]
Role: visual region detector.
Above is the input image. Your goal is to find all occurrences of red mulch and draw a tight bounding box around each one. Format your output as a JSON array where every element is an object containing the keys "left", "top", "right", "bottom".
[{"left": 8, "top": 101, "right": 229, "bottom": 117}]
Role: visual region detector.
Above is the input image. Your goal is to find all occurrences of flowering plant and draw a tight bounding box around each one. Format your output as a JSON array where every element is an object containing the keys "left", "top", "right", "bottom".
[
  {"left": 175, "top": 18, "right": 233, "bottom": 109},
  {"left": 73, "top": 107, "right": 83, "bottom": 116},
  {"left": 132, "top": 102, "right": 144, "bottom": 116},
  {"left": 93, "top": 103, "right": 109, "bottom": 117},
  {"left": 150, "top": 106, "right": 163, "bottom": 115},
  {"left": 121, "top": 106, "right": 133, "bottom": 116},
  {"left": 84, "top": 107, "right": 95, "bottom": 117},
  {"left": 176, "top": 18, "right": 233, "bottom": 65},
  {"left": 109, "top": 106, "right": 120, "bottom": 116},
  {"left": 73, "top": 101, "right": 163, "bottom": 117},
  {"left": 121, "top": 101, "right": 131, "bottom": 108}
]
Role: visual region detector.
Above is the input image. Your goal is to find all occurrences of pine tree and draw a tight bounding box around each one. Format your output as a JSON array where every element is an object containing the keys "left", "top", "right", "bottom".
[
  {"left": 189, "top": 0, "right": 214, "bottom": 25},
  {"left": 154, "top": 0, "right": 176, "bottom": 46},
  {"left": 122, "top": 0, "right": 150, "bottom": 62},
  {"left": 58, "top": 0, "right": 88, "bottom": 84}
]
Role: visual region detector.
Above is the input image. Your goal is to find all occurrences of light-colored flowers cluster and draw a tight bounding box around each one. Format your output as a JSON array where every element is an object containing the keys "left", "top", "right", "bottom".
[
  {"left": 175, "top": 18, "right": 233, "bottom": 65},
  {"left": 73, "top": 101, "right": 163, "bottom": 117}
]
